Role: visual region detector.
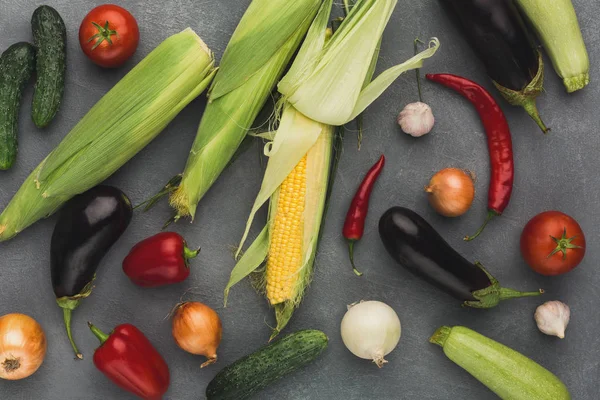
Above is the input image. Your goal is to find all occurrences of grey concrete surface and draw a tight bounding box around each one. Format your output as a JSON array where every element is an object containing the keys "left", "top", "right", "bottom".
[{"left": 0, "top": 0, "right": 599, "bottom": 399}]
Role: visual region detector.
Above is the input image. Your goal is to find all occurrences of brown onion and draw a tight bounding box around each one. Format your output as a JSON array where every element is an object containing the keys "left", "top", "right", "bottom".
[
  {"left": 425, "top": 168, "right": 475, "bottom": 217},
  {"left": 0, "top": 313, "right": 47, "bottom": 380},
  {"left": 172, "top": 302, "right": 222, "bottom": 368}
]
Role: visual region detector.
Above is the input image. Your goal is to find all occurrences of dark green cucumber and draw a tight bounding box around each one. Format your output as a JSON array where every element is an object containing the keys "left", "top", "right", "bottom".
[
  {"left": 31, "top": 5, "right": 66, "bottom": 128},
  {"left": 430, "top": 326, "right": 570, "bottom": 399},
  {"left": 0, "top": 43, "right": 36, "bottom": 170},
  {"left": 206, "top": 330, "right": 328, "bottom": 400}
]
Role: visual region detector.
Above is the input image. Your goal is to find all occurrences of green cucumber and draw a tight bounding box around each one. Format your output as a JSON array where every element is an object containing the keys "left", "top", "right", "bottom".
[
  {"left": 31, "top": 5, "right": 66, "bottom": 128},
  {"left": 206, "top": 330, "right": 328, "bottom": 400},
  {"left": 0, "top": 43, "right": 36, "bottom": 170},
  {"left": 430, "top": 326, "right": 570, "bottom": 400}
]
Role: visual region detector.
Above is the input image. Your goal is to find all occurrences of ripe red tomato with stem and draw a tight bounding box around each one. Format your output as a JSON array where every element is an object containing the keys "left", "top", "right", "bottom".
[
  {"left": 79, "top": 5, "right": 139, "bottom": 68},
  {"left": 520, "top": 211, "right": 586, "bottom": 276}
]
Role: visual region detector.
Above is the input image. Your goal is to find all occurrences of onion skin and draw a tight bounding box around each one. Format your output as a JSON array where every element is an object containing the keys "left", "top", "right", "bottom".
[
  {"left": 172, "top": 302, "right": 222, "bottom": 368},
  {"left": 0, "top": 313, "right": 47, "bottom": 380},
  {"left": 426, "top": 168, "right": 475, "bottom": 217}
]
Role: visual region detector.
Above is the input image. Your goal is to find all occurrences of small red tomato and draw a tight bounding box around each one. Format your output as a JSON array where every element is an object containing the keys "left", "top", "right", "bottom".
[
  {"left": 520, "top": 211, "right": 585, "bottom": 276},
  {"left": 79, "top": 5, "right": 139, "bottom": 68}
]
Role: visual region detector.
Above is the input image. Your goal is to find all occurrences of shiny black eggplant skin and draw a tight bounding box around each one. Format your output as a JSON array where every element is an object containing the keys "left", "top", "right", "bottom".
[
  {"left": 51, "top": 185, "right": 133, "bottom": 298},
  {"left": 439, "top": 0, "right": 538, "bottom": 91},
  {"left": 379, "top": 207, "right": 489, "bottom": 301}
]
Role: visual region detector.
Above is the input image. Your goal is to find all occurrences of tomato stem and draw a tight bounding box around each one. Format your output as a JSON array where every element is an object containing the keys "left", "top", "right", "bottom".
[
  {"left": 548, "top": 228, "right": 583, "bottom": 260},
  {"left": 88, "top": 21, "right": 118, "bottom": 50}
]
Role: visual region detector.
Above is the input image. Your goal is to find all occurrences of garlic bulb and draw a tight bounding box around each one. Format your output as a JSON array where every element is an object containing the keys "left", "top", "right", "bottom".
[
  {"left": 534, "top": 301, "right": 570, "bottom": 339},
  {"left": 398, "top": 102, "right": 435, "bottom": 137}
]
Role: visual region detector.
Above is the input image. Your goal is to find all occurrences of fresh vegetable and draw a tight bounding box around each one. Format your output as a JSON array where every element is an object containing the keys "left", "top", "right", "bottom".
[
  {"left": 430, "top": 325, "right": 571, "bottom": 399},
  {"left": 427, "top": 74, "right": 514, "bottom": 241},
  {"left": 79, "top": 4, "right": 140, "bottom": 68},
  {"left": 227, "top": 0, "right": 440, "bottom": 338},
  {"left": 123, "top": 232, "right": 200, "bottom": 287},
  {"left": 206, "top": 330, "right": 327, "bottom": 400},
  {"left": 0, "top": 29, "right": 216, "bottom": 242},
  {"left": 398, "top": 40, "right": 435, "bottom": 138},
  {"left": 51, "top": 185, "right": 132, "bottom": 359},
  {"left": 172, "top": 302, "right": 222, "bottom": 367},
  {"left": 0, "top": 313, "right": 47, "bottom": 381},
  {"left": 398, "top": 102, "right": 434, "bottom": 138},
  {"left": 169, "top": 0, "right": 323, "bottom": 221},
  {"left": 379, "top": 207, "right": 542, "bottom": 308},
  {"left": 89, "top": 322, "right": 170, "bottom": 400},
  {"left": 439, "top": 0, "right": 548, "bottom": 132},
  {"left": 535, "top": 301, "right": 570, "bottom": 339},
  {"left": 520, "top": 211, "right": 586, "bottom": 276},
  {"left": 31, "top": 5, "right": 66, "bottom": 128},
  {"left": 426, "top": 168, "right": 475, "bottom": 217},
  {"left": 0, "top": 43, "right": 36, "bottom": 170},
  {"left": 343, "top": 155, "right": 385, "bottom": 276},
  {"left": 514, "top": 0, "right": 589, "bottom": 92},
  {"left": 340, "top": 300, "right": 401, "bottom": 368}
]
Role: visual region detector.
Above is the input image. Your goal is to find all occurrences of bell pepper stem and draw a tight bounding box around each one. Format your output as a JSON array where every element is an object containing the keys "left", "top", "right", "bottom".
[
  {"left": 464, "top": 210, "right": 497, "bottom": 241},
  {"left": 63, "top": 309, "right": 83, "bottom": 360},
  {"left": 88, "top": 322, "right": 110, "bottom": 345},
  {"left": 183, "top": 245, "right": 201, "bottom": 261},
  {"left": 347, "top": 240, "right": 363, "bottom": 276}
]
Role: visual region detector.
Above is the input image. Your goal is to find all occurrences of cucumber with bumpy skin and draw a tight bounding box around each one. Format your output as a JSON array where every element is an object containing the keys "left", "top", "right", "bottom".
[
  {"left": 0, "top": 43, "right": 36, "bottom": 170},
  {"left": 430, "top": 326, "right": 570, "bottom": 399},
  {"left": 31, "top": 5, "right": 66, "bottom": 128},
  {"left": 206, "top": 330, "right": 328, "bottom": 400}
]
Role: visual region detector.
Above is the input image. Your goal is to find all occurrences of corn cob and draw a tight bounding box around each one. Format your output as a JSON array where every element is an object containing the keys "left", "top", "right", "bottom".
[
  {"left": 0, "top": 29, "right": 216, "bottom": 241},
  {"left": 169, "top": 0, "right": 322, "bottom": 220},
  {"left": 225, "top": 0, "right": 440, "bottom": 339}
]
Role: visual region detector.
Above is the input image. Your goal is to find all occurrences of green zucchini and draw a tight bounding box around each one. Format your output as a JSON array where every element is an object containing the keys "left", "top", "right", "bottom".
[
  {"left": 31, "top": 5, "right": 66, "bottom": 128},
  {"left": 206, "top": 330, "right": 328, "bottom": 400},
  {"left": 0, "top": 43, "right": 36, "bottom": 170},
  {"left": 430, "top": 326, "right": 570, "bottom": 400}
]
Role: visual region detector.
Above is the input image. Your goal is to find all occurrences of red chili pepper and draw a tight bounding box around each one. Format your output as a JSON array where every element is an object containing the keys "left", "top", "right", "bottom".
[
  {"left": 426, "top": 73, "right": 514, "bottom": 241},
  {"left": 123, "top": 232, "right": 199, "bottom": 287},
  {"left": 88, "top": 322, "right": 170, "bottom": 400},
  {"left": 343, "top": 155, "right": 385, "bottom": 276}
]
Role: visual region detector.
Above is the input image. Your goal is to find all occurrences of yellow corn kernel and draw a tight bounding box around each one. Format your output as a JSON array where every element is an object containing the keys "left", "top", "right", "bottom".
[{"left": 265, "top": 155, "right": 307, "bottom": 305}]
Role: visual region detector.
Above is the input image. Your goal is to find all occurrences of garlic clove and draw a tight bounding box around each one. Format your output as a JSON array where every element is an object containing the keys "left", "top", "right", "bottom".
[
  {"left": 398, "top": 102, "right": 435, "bottom": 137},
  {"left": 534, "top": 301, "right": 570, "bottom": 339}
]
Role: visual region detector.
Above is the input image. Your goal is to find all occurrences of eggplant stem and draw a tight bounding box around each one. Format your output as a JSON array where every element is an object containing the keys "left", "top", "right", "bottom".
[
  {"left": 498, "top": 287, "right": 544, "bottom": 300},
  {"left": 521, "top": 98, "right": 550, "bottom": 134},
  {"left": 347, "top": 240, "right": 363, "bottom": 276},
  {"left": 63, "top": 309, "right": 83, "bottom": 360},
  {"left": 464, "top": 210, "right": 497, "bottom": 241}
]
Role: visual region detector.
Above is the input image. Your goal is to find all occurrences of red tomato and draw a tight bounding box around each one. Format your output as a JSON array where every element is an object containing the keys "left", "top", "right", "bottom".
[
  {"left": 79, "top": 5, "right": 139, "bottom": 68},
  {"left": 520, "top": 211, "right": 586, "bottom": 276}
]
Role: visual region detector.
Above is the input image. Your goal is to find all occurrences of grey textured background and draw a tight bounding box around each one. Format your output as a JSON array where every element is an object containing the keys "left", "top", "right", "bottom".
[{"left": 0, "top": 0, "right": 598, "bottom": 399}]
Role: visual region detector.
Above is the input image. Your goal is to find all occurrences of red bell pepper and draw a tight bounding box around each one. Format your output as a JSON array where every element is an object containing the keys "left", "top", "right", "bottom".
[
  {"left": 123, "top": 232, "right": 200, "bottom": 287},
  {"left": 88, "top": 322, "right": 170, "bottom": 400}
]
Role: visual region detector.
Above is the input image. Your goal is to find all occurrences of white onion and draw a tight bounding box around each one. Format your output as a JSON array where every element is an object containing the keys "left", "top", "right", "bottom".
[{"left": 340, "top": 300, "right": 401, "bottom": 368}]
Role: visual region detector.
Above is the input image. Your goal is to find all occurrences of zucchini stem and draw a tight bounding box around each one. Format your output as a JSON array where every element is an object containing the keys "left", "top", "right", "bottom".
[{"left": 429, "top": 326, "right": 452, "bottom": 347}]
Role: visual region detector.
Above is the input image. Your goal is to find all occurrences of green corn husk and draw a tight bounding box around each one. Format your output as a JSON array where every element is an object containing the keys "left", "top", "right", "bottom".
[
  {"left": 169, "top": 0, "right": 322, "bottom": 220},
  {"left": 0, "top": 29, "right": 216, "bottom": 241},
  {"left": 225, "top": 0, "right": 440, "bottom": 339},
  {"left": 279, "top": 0, "right": 439, "bottom": 126},
  {"left": 514, "top": 0, "right": 590, "bottom": 93}
]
